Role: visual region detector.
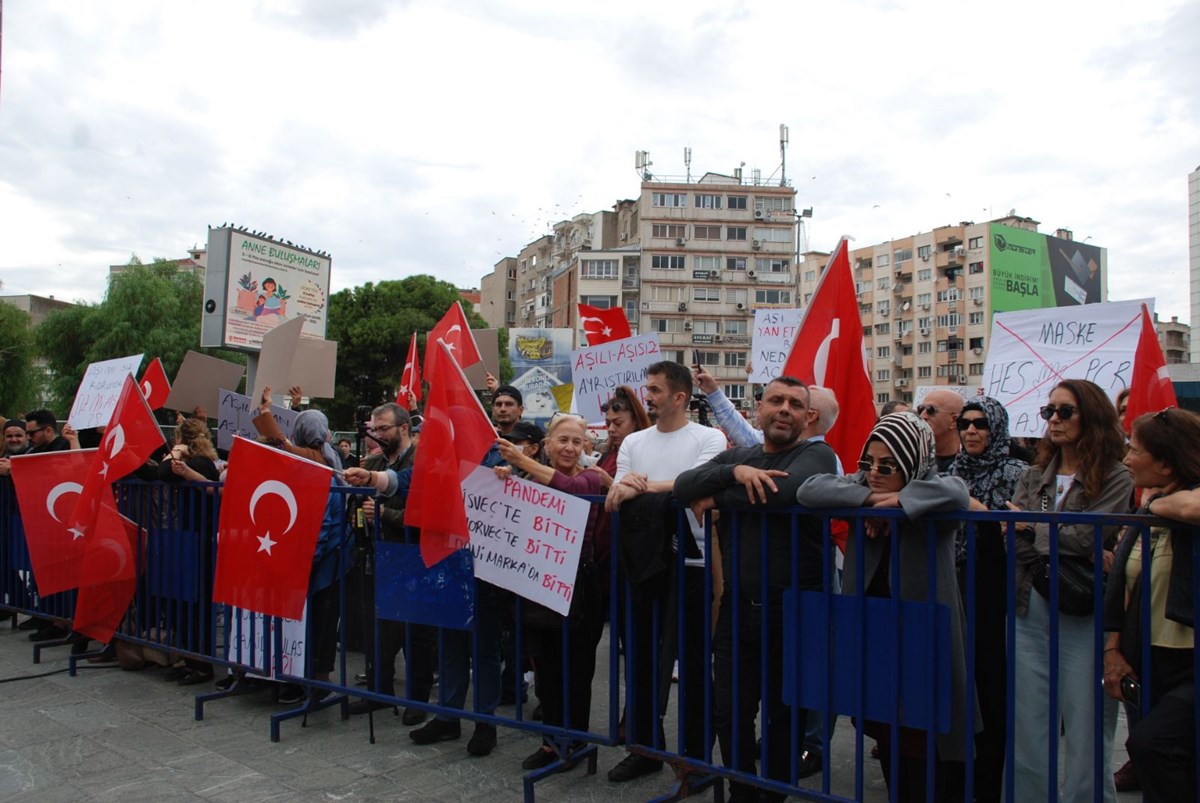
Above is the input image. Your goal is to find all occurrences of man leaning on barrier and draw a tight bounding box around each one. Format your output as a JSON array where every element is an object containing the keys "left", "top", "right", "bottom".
[{"left": 675, "top": 375, "right": 837, "bottom": 803}]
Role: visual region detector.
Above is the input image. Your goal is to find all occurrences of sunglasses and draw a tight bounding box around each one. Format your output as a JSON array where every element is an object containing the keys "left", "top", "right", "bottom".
[
  {"left": 1039, "top": 404, "right": 1077, "bottom": 421},
  {"left": 600, "top": 400, "right": 628, "bottom": 413},
  {"left": 956, "top": 417, "right": 990, "bottom": 431},
  {"left": 916, "top": 404, "right": 942, "bottom": 416},
  {"left": 857, "top": 459, "right": 899, "bottom": 476}
]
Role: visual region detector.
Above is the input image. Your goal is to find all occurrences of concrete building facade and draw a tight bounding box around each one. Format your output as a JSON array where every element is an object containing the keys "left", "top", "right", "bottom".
[{"left": 1189, "top": 166, "right": 1200, "bottom": 361}]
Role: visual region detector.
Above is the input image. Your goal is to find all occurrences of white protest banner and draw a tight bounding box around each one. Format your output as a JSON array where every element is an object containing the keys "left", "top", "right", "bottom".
[
  {"left": 913, "top": 385, "right": 975, "bottom": 407},
  {"left": 216, "top": 389, "right": 298, "bottom": 451},
  {"left": 750, "top": 308, "right": 804, "bottom": 383},
  {"left": 570, "top": 333, "right": 661, "bottom": 424},
  {"left": 68, "top": 354, "right": 144, "bottom": 429},
  {"left": 226, "top": 604, "right": 306, "bottom": 680},
  {"left": 983, "top": 299, "right": 1146, "bottom": 438},
  {"left": 460, "top": 465, "right": 589, "bottom": 616}
]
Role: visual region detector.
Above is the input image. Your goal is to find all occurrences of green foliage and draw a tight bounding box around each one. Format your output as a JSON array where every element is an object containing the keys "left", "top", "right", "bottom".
[
  {"left": 34, "top": 257, "right": 244, "bottom": 416},
  {"left": 0, "top": 302, "right": 36, "bottom": 415},
  {"left": 323, "top": 275, "right": 487, "bottom": 429}
]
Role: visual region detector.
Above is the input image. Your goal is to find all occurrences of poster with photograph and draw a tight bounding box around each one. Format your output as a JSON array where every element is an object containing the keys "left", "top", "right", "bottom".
[{"left": 507, "top": 328, "right": 575, "bottom": 426}]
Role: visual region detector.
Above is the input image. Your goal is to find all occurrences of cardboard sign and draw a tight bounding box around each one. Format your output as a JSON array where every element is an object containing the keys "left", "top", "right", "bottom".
[
  {"left": 251, "top": 315, "right": 305, "bottom": 405},
  {"left": 290, "top": 338, "right": 338, "bottom": 398},
  {"left": 226, "top": 604, "right": 307, "bottom": 680},
  {"left": 570, "top": 333, "right": 662, "bottom": 424},
  {"left": 460, "top": 466, "right": 589, "bottom": 617},
  {"left": 68, "top": 354, "right": 144, "bottom": 430},
  {"left": 164, "top": 351, "right": 245, "bottom": 416},
  {"left": 460, "top": 328, "right": 502, "bottom": 391},
  {"left": 983, "top": 300, "right": 1146, "bottom": 437},
  {"left": 215, "top": 389, "right": 297, "bottom": 451},
  {"left": 750, "top": 308, "right": 805, "bottom": 383}
]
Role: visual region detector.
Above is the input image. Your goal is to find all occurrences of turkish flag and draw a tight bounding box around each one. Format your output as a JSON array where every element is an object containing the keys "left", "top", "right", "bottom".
[
  {"left": 781, "top": 239, "right": 876, "bottom": 472},
  {"left": 406, "top": 341, "right": 496, "bottom": 567},
  {"left": 397, "top": 334, "right": 422, "bottom": 410},
  {"left": 66, "top": 373, "right": 165, "bottom": 542},
  {"left": 1124, "top": 303, "right": 1178, "bottom": 430},
  {"left": 73, "top": 498, "right": 141, "bottom": 643},
  {"left": 424, "top": 301, "right": 482, "bottom": 376},
  {"left": 8, "top": 449, "right": 97, "bottom": 595},
  {"left": 212, "top": 437, "right": 333, "bottom": 619},
  {"left": 578, "top": 303, "right": 632, "bottom": 346},
  {"left": 139, "top": 357, "right": 171, "bottom": 410}
]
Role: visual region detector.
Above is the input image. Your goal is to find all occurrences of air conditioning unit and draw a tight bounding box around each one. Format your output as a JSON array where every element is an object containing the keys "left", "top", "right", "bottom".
[
  {"left": 973, "top": 346, "right": 983, "bottom": 355},
  {"left": 921, "top": 303, "right": 931, "bottom": 311},
  {"left": 683, "top": 321, "right": 693, "bottom": 331},
  {"left": 714, "top": 335, "right": 723, "bottom": 342},
  {"left": 920, "top": 328, "right": 930, "bottom": 336},
  {"left": 641, "top": 301, "right": 650, "bottom": 310},
  {"left": 751, "top": 239, "right": 762, "bottom": 249},
  {"left": 953, "top": 245, "right": 966, "bottom": 257},
  {"left": 708, "top": 271, "right": 720, "bottom": 280},
  {"left": 973, "top": 298, "right": 982, "bottom": 306},
  {"left": 897, "top": 378, "right": 909, "bottom": 388},
  {"left": 754, "top": 209, "right": 766, "bottom": 220},
  {"left": 747, "top": 270, "right": 757, "bottom": 279},
  {"left": 676, "top": 238, "right": 686, "bottom": 246},
  {"left": 736, "top": 302, "right": 746, "bottom": 311},
  {"left": 920, "top": 253, "right": 930, "bottom": 261},
  {"left": 678, "top": 302, "right": 688, "bottom": 311}
]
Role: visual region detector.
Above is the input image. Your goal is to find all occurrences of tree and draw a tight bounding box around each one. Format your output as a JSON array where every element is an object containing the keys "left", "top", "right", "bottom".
[
  {"left": 35, "top": 258, "right": 244, "bottom": 416},
  {"left": 0, "top": 302, "right": 36, "bottom": 415},
  {"left": 323, "top": 275, "right": 488, "bottom": 429}
]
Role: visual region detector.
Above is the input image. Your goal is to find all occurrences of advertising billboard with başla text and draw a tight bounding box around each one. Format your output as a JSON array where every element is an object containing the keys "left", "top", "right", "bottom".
[
  {"left": 989, "top": 223, "right": 1103, "bottom": 316},
  {"left": 222, "top": 233, "right": 331, "bottom": 351}
]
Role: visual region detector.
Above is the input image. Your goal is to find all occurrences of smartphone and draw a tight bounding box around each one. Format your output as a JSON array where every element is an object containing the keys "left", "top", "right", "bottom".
[
  {"left": 693, "top": 349, "right": 701, "bottom": 367},
  {"left": 1120, "top": 675, "right": 1141, "bottom": 708}
]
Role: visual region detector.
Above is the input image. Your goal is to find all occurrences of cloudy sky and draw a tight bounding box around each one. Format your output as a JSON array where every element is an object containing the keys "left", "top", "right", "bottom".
[{"left": 1, "top": 0, "right": 1196, "bottom": 320}]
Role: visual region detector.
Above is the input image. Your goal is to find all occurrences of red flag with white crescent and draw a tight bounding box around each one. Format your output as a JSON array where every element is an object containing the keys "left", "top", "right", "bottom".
[
  {"left": 397, "top": 335, "right": 422, "bottom": 410},
  {"left": 138, "top": 357, "right": 171, "bottom": 410},
  {"left": 8, "top": 449, "right": 97, "bottom": 595},
  {"left": 578, "top": 303, "right": 632, "bottom": 346},
  {"left": 424, "top": 301, "right": 482, "bottom": 376},
  {"left": 73, "top": 498, "right": 141, "bottom": 643},
  {"left": 1123, "top": 303, "right": 1178, "bottom": 429}
]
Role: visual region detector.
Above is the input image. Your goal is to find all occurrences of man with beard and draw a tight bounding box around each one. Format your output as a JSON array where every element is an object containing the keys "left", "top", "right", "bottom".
[
  {"left": 604, "top": 361, "right": 726, "bottom": 781},
  {"left": 0, "top": 420, "right": 31, "bottom": 476},
  {"left": 675, "top": 376, "right": 837, "bottom": 803},
  {"left": 24, "top": 410, "right": 69, "bottom": 454},
  {"left": 348, "top": 403, "right": 432, "bottom": 725},
  {"left": 490, "top": 384, "right": 523, "bottom": 437}
]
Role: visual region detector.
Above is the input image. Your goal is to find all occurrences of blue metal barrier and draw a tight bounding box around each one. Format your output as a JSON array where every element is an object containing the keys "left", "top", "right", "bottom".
[{"left": 2, "top": 476, "right": 1197, "bottom": 802}]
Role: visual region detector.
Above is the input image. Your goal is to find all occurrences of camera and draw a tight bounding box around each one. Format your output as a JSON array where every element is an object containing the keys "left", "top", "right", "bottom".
[
  {"left": 1120, "top": 675, "right": 1141, "bottom": 708},
  {"left": 688, "top": 391, "right": 713, "bottom": 427}
]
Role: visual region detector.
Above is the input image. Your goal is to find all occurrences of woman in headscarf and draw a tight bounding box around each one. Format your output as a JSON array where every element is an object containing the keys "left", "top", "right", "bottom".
[
  {"left": 947, "top": 397, "right": 1027, "bottom": 803},
  {"left": 797, "top": 412, "right": 972, "bottom": 802}
]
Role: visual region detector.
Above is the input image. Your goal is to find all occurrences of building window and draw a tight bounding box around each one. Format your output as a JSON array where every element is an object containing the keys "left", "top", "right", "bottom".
[
  {"left": 918, "top": 366, "right": 932, "bottom": 378},
  {"left": 969, "top": 261, "right": 984, "bottom": 274},
  {"left": 581, "top": 259, "right": 618, "bottom": 279},
  {"left": 694, "top": 319, "right": 719, "bottom": 334},
  {"left": 877, "top": 369, "right": 891, "bottom": 381},
  {"left": 724, "top": 319, "right": 748, "bottom": 335},
  {"left": 695, "top": 351, "right": 720, "bottom": 366},
  {"left": 651, "top": 223, "right": 687, "bottom": 239},
  {"left": 727, "top": 257, "right": 747, "bottom": 271},
  {"left": 725, "top": 351, "right": 747, "bottom": 368},
  {"left": 650, "top": 317, "right": 683, "bottom": 333},
  {"left": 969, "top": 312, "right": 984, "bottom": 325},
  {"left": 917, "top": 292, "right": 932, "bottom": 306},
  {"left": 936, "top": 313, "right": 962, "bottom": 328},
  {"left": 893, "top": 248, "right": 913, "bottom": 263},
  {"left": 694, "top": 256, "right": 720, "bottom": 272},
  {"left": 694, "top": 225, "right": 721, "bottom": 240},
  {"left": 754, "top": 289, "right": 792, "bottom": 305},
  {"left": 650, "top": 285, "right": 683, "bottom": 301},
  {"left": 969, "top": 363, "right": 984, "bottom": 376},
  {"left": 727, "top": 196, "right": 748, "bottom": 210},
  {"left": 753, "top": 227, "right": 791, "bottom": 243},
  {"left": 724, "top": 383, "right": 747, "bottom": 400},
  {"left": 918, "top": 268, "right": 932, "bottom": 281},
  {"left": 856, "top": 280, "right": 871, "bottom": 294},
  {"left": 693, "top": 288, "right": 720, "bottom": 303},
  {"left": 877, "top": 393, "right": 891, "bottom": 404},
  {"left": 968, "top": 236, "right": 983, "bottom": 249},
  {"left": 652, "top": 192, "right": 686, "bottom": 208},
  {"left": 859, "top": 303, "right": 872, "bottom": 317},
  {"left": 695, "top": 194, "right": 723, "bottom": 209},
  {"left": 581, "top": 295, "right": 616, "bottom": 309},
  {"left": 937, "top": 288, "right": 961, "bottom": 302},
  {"left": 968, "top": 286, "right": 984, "bottom": 301},
  {"left": 917, "top": 245, "right": 933, "bottom": 260},
  {"left": 877, "top": 346, "right": 891, "bottom": 358},
  {"left": 877, "top": 276, "right": 891, "bottom": 290},
  {"left": 755, "top": 258, "right": 790, "bottom": 273},
  {"left": 969, "top": 336, "right": 984, "bottom": 350},
  {"left": 726, "top": 226, "right": 748, "bottom": 241},
  {"left": 876, "top": 254, "right": 891, "bottom": 268},
  {"left": 726, "top": 288, "right": 748, "bottom": 305},
  {"left": 651, "top": 254, "right": 686, "bottom": 270},
  {"left": 804, "top": 270, "right": 817, "bottom": 283},
  {"left": 864, "top": 325, "right": 873, "bottom": 338},
  {"left": 754, "top": 197, "right": 792, "bottom": 212},
  {"left": 875, "top": 322, "right": 890, "bottom": 335},
  {"left": 918, "top": 341, "right": 932, "bottom": 354}
]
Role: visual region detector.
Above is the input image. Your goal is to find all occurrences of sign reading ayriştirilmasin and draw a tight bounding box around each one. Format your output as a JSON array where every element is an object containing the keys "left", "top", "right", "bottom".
[
  {"left": 201, "top": 227, "right": 331, "bottom": 352},
  {"left": 988, "top": 223, "right": 1104, "bottom": 316}
]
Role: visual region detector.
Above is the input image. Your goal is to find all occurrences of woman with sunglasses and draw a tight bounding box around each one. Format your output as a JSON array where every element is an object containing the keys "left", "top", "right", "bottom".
[
  {"left": 798, "top": 412, "right": 972, "bottom": 802},
  {"left": 947, "top": 398, "right": 1027, "bottom": 802},
  {"left": 1101, "top": 408, "right": 1197, "bottom": 803},
  {"left": 495, "top": 413, "right": 606, "bottom": 771},
  {"left": 1007, "top": 378, "right": 1132, "bottom": 803}
]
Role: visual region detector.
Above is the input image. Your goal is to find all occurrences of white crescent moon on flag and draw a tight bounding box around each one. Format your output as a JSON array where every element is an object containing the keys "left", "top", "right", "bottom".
[
  {"left": 46, "top": 482, "right": 83, "bottom": 523},
  {"left": 813, "top": 319, "right": 840, "bottom": 387},
  {"left": 579, "top": 316, "right": 604, "bottom": 327},
  {"left": 105, "top": 424, "right": 126, "bottom": 460},
  {"left": 95, "top": 535, "right": 130, "bottom": 577},
  {"left": 249, "top": 480, "right": 298, "bottom": 535},
  {"left": 142, "top": 380, "right": 153, "bottom": 398},
  {"left": 447, "top": 325, "right": 462, "bottom": 336}
]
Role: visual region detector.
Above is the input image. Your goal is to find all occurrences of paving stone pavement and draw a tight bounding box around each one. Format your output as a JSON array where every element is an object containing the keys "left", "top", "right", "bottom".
[{"left": 0, "top": 622, "right": 1138, "bottom": 802}]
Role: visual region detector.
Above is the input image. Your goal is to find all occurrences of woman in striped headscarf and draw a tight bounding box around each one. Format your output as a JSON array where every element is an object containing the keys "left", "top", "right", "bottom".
[{"left": 798, "top": 412, "right": 975, "bottom": 802}]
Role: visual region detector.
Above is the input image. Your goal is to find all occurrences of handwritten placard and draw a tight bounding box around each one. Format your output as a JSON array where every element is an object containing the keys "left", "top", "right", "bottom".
[
  {"left": 570, "top": 333, "right": 662, "bottom": 424},
  {"left": 983, "top": 299, "right": 1146, "bottom": 437},
  {"left": 750, "top": 308, "right": 805, "bottom": 383},
  {"left": 68, "top": 354, "right": 144, "bottom": 429},
  {"left": 216, "top": 389, "right": 298, "bottom": 451},
  {"left": 226, "top": 604, "right": 307, "bottom": 680},
  {"left": 459, "top": 465, "right": 589, "bottom": 616}
]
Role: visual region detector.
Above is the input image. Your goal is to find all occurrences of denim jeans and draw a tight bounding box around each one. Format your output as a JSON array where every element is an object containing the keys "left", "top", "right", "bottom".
[
  {"left": 1011, "top": 590, "right": 1117, "bottom": 803},
  {"left": 434, "top": 580, "right": 505, "bottom": 723}
]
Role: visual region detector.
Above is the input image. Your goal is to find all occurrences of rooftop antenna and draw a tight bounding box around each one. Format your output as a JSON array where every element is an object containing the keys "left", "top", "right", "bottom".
[
  {"left": 635, "top": 150, "right": 653, "bottom": 181},
  {"left": 684, "top": 147, "right": 692, "bottom": 184},
  {"left": 779, "top": 124, "right": 789, "bottom": 187}
]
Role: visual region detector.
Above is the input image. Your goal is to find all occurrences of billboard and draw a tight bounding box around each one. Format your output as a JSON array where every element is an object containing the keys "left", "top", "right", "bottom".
[
  {"left": 989, "top": 223, "right": 1104, "bottom": 315},
  {"left": 200, "top": 227, "right": 331, "bottom": 352},
  {"left": 507, "top": 328, "right": 574, "bottom": 426}
]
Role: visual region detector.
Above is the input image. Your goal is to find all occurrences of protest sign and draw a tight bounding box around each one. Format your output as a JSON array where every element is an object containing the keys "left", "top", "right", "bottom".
[
  {"left": 460, "top": 329, "right": 502, "bottom": 391},
  {"left": 983, "top": 300, "right": 1146, "bottom": 437},
  {"left": 226, "top": 605, "right": 306, "bottom": 680},
  {"left": 164, "top": 351, "right": 245, "bottom": 415},
  {"left": 216, "top": 389, "right": 297, "bottom": 451},
  {"left": 570, "top": 333, "right": 662, "bottom": 424},
  {"left": 459, "top": 465, "right": 589, "bottom": 616},
  {"left": 750, "top": 308, "right": 804, "bottom": 383},
  {"left": 251, "top": 315, "right": 305, "bottom": 404},
  {"left": 68, "top": 354, "right": 144, "bottom": 430},
  {"left": 913, "top": 386, "right": 976, "bottom": 407},
  {"left": 290, "top": 338, "right": 338, "bottom": 398}
]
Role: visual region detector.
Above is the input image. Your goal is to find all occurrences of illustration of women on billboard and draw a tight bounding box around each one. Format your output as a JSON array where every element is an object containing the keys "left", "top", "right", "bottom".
[{"left": 236, "top": 272, "right": 290, "bottom": 322}]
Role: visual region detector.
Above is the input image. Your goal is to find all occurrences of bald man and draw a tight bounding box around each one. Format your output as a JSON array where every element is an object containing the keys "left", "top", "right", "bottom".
[{"left": 917, "top": 389, "right": 964, "bottom": 472}]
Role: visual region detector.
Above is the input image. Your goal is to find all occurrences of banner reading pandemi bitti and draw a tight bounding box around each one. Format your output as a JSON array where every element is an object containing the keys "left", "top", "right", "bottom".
[{"left": 983, "top": 300, "right": 1147, "bottom": 438}]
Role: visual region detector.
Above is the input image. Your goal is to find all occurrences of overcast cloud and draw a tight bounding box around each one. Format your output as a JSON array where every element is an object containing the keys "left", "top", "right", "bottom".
[{"left": 0, "top": 0, "right": 1196, "bottom": 321}]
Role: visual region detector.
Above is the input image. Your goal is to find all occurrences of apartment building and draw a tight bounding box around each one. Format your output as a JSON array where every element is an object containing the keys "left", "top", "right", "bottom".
[{"left": 1156, "top": 313, "right": 1191, "bottom": 364}]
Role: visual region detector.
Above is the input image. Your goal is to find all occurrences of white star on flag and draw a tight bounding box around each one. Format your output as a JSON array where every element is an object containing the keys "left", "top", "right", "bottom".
[
  {"left": 601, "top": 325, "right": 612, "bottom": 336},
  {"left": 69, "top": 527, "right": 85, "bottom": 540},
  {"left": 257, "top": 532, "right": 277, "bottom": 555}
]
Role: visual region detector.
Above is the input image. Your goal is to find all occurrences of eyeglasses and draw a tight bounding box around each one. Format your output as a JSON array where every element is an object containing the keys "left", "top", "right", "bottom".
[
  {"left": 366, "top": 424, "right": 397, "bottom": 434},
  {"left": 549, "top": 412, "right": 586, "bottom": 425},
  {"left": 857, "top": 459, "right": 899, "bottom": 476},
  {"left": 1039, "top": 404, "right": 1077, "bottom": 421},
  {"left": 956, "top": 417, "right": 990, "bottom": 431}
]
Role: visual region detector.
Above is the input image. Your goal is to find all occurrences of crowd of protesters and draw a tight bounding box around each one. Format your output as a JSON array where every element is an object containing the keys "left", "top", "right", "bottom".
[{"left": 2, "top": 365, "right": 1196, "bottom": 803}]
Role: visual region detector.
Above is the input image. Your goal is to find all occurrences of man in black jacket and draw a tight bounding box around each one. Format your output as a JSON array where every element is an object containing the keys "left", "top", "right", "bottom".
[
  {"left": 25, "top": 410, "right": 70, "bottom": 454},
  {"left": 675, "top": 376, "right": 837, "bottom": 803}
]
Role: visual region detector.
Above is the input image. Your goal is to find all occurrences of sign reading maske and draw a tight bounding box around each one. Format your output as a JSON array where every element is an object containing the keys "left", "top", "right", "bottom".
[
  {"left": 989, "top": 223, "right": 1105, "bottom": 315},
  {"left": 750, "top": 308, "right": 804, "bottom": 383},
  {"left": 983, "top": 299, "right": 1145, "bottom": 438}
]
